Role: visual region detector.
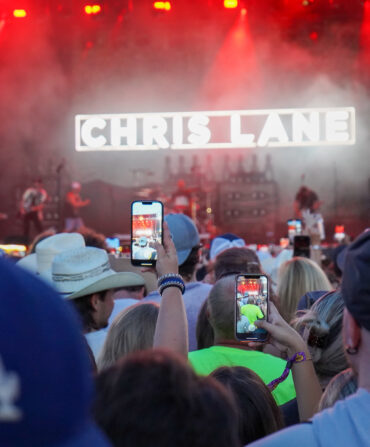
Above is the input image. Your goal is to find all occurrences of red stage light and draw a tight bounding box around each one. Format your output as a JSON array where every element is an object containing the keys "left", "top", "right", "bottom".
[
  {"left": 13, "top": 9, "right": 27, "bottom": 18},
  {"left": 309, "top": 31, "right": 318, "bottom": 40},
  {"left": 84, "top": 4, "right": 102, "bottom": 15},
  {"left": 224, "top": 0, "right": 238, "bottom": 8},
  {"left": 153, "top": 1, "right": 171, "bottom": 11}
]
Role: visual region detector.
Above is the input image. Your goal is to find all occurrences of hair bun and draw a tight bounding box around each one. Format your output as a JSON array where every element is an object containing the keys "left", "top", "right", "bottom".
[{"left": 306, "top": 317, "right": 330, "bottom": 353}]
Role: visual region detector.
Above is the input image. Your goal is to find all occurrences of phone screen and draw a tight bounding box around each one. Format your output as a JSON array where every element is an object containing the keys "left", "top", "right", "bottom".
[
  {"left": 131, "top": 201, "right": 163, "bottom": 266},
  {"left": 235, "top": 274, "right": 268, "bottom": 342},
  {"left": 287, "top": 219, "right": 302, "bottom": 243}
]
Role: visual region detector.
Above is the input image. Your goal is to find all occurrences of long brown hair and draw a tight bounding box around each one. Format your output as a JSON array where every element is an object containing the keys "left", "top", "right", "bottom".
[{"left": 211, "top": 366, "right": 284, "bottom": 445}]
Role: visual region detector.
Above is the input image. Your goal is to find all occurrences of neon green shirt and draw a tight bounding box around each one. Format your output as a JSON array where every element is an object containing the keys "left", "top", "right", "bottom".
[
  {"left": 189, "top": 346, "right": 296, "bottom": 406},
  {"left": 241, "top": 304, "right": 264, "bottom": 324}
]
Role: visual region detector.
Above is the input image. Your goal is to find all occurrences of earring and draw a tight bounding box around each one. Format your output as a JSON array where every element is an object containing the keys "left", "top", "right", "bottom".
[{"left": 345, "top": 346, "right": 358, "bottom": 355}]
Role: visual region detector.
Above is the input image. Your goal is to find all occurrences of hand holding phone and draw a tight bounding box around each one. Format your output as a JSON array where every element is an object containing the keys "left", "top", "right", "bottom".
[
  {"left": 153, "top": 221, "right": 178, "bottom": 277},
  {"left": 235, "top": 274, "right": 269, "bottom": 342},
  {"left": 131, "top": 201, "right": 163, "bottom": 267},
  {"left": 254, "top": 302, "right": 306, "bottom": 357}
]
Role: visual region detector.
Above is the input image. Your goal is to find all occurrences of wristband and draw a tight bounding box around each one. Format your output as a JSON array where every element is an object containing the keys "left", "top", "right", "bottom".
[
  {"left": 267, "top": 351, "right": 311, "bottom": 392},
  {"left": 158, "top": 273, "right": 183, "bottom": 286},
  {"left": 158, "top": 274, "right": 185, "bottom": 295},
  {"left": 159, "top": 282, "right": 185, "bottom": 295}
]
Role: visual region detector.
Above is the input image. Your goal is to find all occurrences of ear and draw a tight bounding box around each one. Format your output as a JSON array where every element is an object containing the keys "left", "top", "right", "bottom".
[
  {"left": 343, "top": 308, "right": 361, "bottom": 350},
  {"left": 90, "top": 293, "right": 100, "bottom": 312}
]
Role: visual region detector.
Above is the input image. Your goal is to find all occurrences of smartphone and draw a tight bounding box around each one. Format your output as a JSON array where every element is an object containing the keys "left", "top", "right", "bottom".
[
  {"left": 235, "top": 274, "right": 268, "bottom": 342},
  {"left": 131, "top": 200, "right": 163, "bottom": 266},
  {"left": 293, "top": 235, "right": 311, "bottom": 258},
  {"left": 106, "top": 237, "right": 120, "bottom": 255},
  {"left": 287, "top": 219, "right": 302, "bottom": 244}
]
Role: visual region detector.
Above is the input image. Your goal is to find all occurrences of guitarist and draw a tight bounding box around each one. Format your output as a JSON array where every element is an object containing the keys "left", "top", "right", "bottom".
[{"left": 20, "top": 179, "right": 48, "bottom": 241}]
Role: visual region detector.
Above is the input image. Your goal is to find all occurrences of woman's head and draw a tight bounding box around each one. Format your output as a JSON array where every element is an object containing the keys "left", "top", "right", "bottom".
[
  {"left": 318, "top": 368, "right": 358, "bottom": 411},
  {"left": 293, "top": 289, "right": 348, "bottom": 388},
  {"left": 97, "top": 302, "right": 159, "bottom": 370},
  {"left": 277, "top": 257, "right": 332, "bottom": 322},
  {"left": 93, "top": 349, "right": 240, "bottom": 447},
  {"left": 211, "top": 366, "right": 283, "bottom": 445}
]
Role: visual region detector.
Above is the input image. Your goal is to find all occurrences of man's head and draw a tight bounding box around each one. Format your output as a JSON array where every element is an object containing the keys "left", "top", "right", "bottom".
[
  {"left": 33, "top": 178, "right": 43, "bottom": 190},
  {"left": 71, "top": 181, "right": 81, "bottom": 192},
  {"left": 207, "top": 276, "right": 236, "bottom": 342},
  {"left": 52, "top": 246, "right": 145, "bottom": 333},
  {"left": 72, "top": 289, "right": 115, "bottom": 332},
  {"left": 139, "top": 236, "right": 148, "bottom": 248},
  {"left": 165, "top": 213, "right": 200, "bottom": 282},
  {"left": 214, "top": 247, "right": 262, "bottom": 281},
  {"left": 341, "top": 230, "right": 370, "bottom": 381}
]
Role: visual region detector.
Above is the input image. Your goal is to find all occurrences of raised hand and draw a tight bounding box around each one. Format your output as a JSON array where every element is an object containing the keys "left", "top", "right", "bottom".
[{"left": 153, "top": 222, "right": 178, "bottom": 277}]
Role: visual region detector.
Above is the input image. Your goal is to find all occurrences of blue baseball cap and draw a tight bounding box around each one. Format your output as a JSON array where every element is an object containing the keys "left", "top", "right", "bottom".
[
  {"left": 209, "top": 233, "right": 245, "bottom": 260},
  {"left": 0, "top": 257, "right": 111, "bottom": 446},
  {"left": 165, "top": 214, "right": 200, "bottom": 266},
  {"left": 341, "top": 229, "right": 370, "bottom": 331}
]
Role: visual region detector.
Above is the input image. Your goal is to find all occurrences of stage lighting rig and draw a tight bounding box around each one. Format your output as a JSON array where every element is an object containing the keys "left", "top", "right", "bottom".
[
  {"left": 84, "top": 4, "right": 102, "bottom": 15},
  {"left": 153, "top": 2, "right": 171, "bottom": 11},
  {"left": 224, "top": 0, "right": 238, "bottom": 8},
  {"left": 13, "top": 9, "right": 27, "bottom": 18}
]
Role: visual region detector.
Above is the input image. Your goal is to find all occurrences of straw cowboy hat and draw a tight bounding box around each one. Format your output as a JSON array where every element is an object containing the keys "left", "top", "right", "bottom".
[
  {"left": 108, "top": 254, "right": 157, "bottom": 293},
  {"left": 52, "top": 246, "right": 145, "bottom": 300},
  {"left": 17, "top": 233, "right": 86, "bottom": 276}
]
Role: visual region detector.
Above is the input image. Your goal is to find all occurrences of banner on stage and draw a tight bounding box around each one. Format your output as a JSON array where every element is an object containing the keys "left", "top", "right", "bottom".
[{"left": 75, "top": 107, "right": 356, "bottom": 151}]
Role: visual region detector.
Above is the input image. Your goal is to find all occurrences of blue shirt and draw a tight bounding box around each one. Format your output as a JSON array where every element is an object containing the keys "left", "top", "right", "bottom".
[{"left": 248, "top": 388, "right": 370, "bottom": 447}]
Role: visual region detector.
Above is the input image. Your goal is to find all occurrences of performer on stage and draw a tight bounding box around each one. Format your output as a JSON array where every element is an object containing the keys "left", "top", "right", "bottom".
[
  {"left": 171, "top": 179, "right": 193, "bottom": 217},
  {"left": 20, "top": 179, "right": 48, "bottom": 241},
  {"left": 294, "top": 186, "right": 321, "bottom": 218},
  {"left": 294, "top": 185, "right": 325, "bottom": 241},
  {"left": 64, "top": 182, "right": 90, "bottom": 232}
]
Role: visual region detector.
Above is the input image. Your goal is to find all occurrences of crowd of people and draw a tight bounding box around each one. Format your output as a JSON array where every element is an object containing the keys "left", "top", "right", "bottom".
[{"left": 0, "top": 208, "right": 369, "bottom": 447}]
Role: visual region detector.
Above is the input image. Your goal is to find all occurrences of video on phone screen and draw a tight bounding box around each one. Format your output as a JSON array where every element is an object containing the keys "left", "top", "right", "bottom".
[
  {"left": 288, "top": 219, "right": 302, "bottom": 242},
  {"left": 132, "top": 202, "right": 162, "bottom": 262},
  {"left": 236, "top": 276, "right": 268, "bottom": 337}
]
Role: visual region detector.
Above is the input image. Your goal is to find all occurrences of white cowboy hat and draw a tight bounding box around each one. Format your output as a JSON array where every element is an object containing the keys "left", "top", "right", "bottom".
[
  {"left": 52, "top": 246, "right": 145, "bottom": 300},
  {"left": 108, "top": 254, "right": 157, "bottom": 293},
  {"left": 17, "top": 233, "right": 86, "bottom": 276}
]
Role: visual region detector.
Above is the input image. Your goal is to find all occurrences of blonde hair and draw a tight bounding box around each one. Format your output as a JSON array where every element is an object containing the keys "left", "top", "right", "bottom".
[
  {"left": 277, "top": 257, "right": 332, "bottom": 323},
  {"left": 293, "top": 289, "right": 348, "bottom": 388},
  {"left": 318, "top": 368, "right": 357, "bottom": 411},
  {"left": 97, "top": 302, "right": 159, "bottom": 371}
]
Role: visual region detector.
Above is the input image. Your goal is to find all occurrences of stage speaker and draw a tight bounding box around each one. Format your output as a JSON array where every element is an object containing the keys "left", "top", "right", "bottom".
[{"left": 218, "top": 172, "right": 278, "bottom": 243}]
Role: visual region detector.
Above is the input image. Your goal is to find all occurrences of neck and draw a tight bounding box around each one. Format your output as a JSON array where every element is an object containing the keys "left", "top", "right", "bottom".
[
  {"left": 357, "top": 357, "right": 370, "bottom": 392},
  {"left": 214, "top": 338, "right": 252, "bottom": 351},
  {"left": 183, "top": 272, "right": 197, "bottom": 284},
  {"left": 357, "top": 331, "right": 370, "bottom": 392}
]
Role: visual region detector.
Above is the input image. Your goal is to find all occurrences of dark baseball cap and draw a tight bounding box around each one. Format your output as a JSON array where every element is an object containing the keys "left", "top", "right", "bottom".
[
  {"left": 0, "top": 257, "right": 111, "bottom": 446},
  {"left": 341, "top": 229, "right": 370, "bottom": 331}
]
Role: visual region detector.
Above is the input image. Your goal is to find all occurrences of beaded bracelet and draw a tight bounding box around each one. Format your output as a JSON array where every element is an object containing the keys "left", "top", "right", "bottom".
[
  {"left": 267, "top": 351, "right": 311, "bottom": 392},
  {"left": 158, "top": 273, "right": 183, "bottom": 284},
  {"left": 159, "top": 281, "right": 185, "bottom": 296},
  {"left": 158, "top": 274, "right": 185, "bottom": 295}
]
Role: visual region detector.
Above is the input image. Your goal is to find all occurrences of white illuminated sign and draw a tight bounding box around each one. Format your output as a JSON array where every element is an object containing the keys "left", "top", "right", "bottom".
[{"left": 75, "top": 107, "right": 356, "bottom": 151}]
